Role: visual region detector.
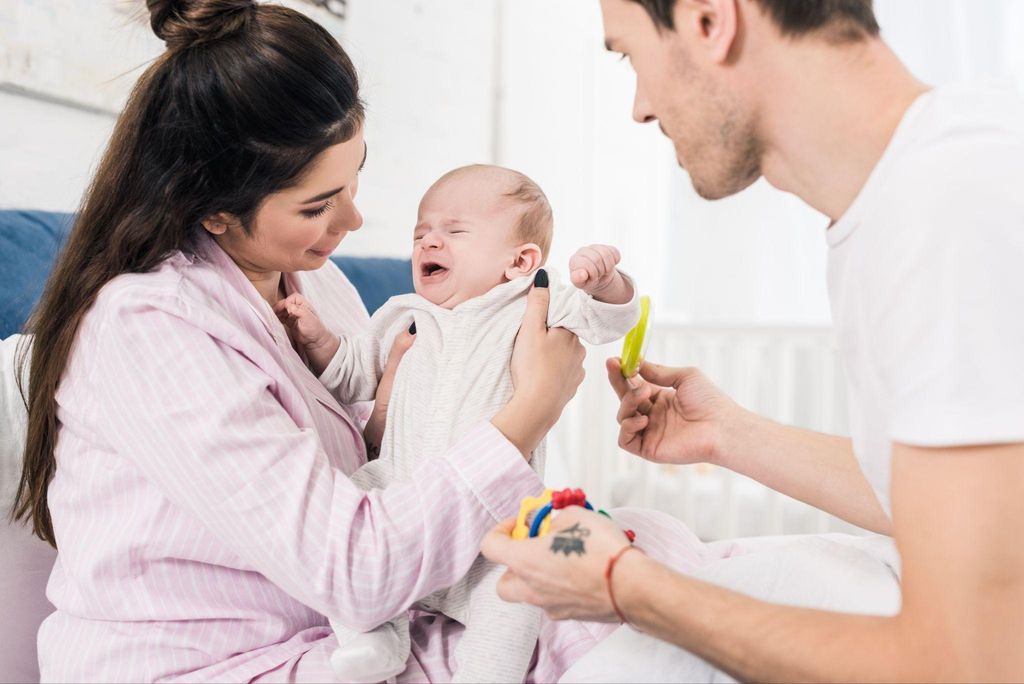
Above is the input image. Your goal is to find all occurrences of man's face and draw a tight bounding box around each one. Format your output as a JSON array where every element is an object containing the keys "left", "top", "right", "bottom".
[{"left": 600, "top": 0, "right": 761, "bottom": 200}]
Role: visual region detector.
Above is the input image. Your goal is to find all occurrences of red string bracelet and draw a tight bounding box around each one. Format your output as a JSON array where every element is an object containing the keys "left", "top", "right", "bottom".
[{"left": 604, "top": 543, "right": 645, "bottom": 628}]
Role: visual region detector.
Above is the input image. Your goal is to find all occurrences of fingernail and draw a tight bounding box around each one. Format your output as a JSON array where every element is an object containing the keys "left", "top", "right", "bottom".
[
  {"left": 533, "top": 269, "right": 549, "bottom": 288},
  {"left": 408, "top": 322, "right": 417, "bottom": 335}
]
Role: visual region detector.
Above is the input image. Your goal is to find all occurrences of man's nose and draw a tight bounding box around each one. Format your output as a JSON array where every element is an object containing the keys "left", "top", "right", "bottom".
[
  {"left": 632, "top": 84, "right": 657, "bottom": 124},
  {"left": 422, "top": 232, "right": 443, "bottom": 248}
]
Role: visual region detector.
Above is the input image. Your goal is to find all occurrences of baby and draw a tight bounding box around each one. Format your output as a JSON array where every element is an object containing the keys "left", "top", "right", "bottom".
[{"left": 276, "top": 164, "right": 639, "bottom": 683}]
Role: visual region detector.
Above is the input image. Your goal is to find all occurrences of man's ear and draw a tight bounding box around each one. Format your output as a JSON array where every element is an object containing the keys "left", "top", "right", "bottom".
[
  {"left": 505, "top": 243, "right": 543, "bottom": 280},
  {"left": 677, "top": 0, "right": 739, "bottom": 65},
  {"left": 201, "top": 212, "right": 241, "bottom": 236}
]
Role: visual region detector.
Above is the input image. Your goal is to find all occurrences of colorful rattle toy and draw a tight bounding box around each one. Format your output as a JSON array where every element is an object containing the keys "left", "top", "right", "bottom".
[
  {"left": 620, "top": 295, "right": 652, "bottom": 378},
  {"left": 513, "top": 487, "right": 636, "bottom": 542}
]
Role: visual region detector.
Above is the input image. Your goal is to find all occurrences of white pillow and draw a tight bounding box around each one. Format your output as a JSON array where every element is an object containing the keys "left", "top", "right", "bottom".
[{"left": 1, "top": 334, "right": 56, "bottom": 684}]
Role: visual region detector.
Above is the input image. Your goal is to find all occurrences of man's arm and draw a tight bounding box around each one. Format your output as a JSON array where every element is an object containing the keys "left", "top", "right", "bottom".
[
  {"left": 610, "top": 360, "right": 891, "bottom": 535},
  {"left": 611, "top": 441, "right": 1024, "bottom": 682},
  {"left": 718, "top": 411, "right": 892, "bottom": 534}
]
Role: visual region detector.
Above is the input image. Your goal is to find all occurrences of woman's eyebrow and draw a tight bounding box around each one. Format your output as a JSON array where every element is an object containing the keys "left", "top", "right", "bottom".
[{"left": 300, "top": 142, "right": 369, "bottom": 204}]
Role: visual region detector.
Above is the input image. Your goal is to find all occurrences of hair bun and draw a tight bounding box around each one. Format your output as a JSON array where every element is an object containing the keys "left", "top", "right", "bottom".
[{"left": 147, "top": 0, "right": 256, "bottom": 51}]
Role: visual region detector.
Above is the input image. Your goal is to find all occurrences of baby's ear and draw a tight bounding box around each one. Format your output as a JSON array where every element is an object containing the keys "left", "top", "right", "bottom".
[{"left": 505, "top": 243, "right": 543, "bottom": 280}]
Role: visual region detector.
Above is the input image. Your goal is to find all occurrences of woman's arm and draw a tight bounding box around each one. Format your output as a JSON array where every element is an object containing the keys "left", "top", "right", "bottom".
[
  {"left": 608, "top": 359, "right": 891, "bottom": 534},
  {"left": 89, "top": 280, "right": 577, "bottom": 631}
]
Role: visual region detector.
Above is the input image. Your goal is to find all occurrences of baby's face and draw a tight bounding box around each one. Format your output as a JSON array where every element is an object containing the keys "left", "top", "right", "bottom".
[{"left": 413, "top": 175, "right": 524, "bottom": 309}]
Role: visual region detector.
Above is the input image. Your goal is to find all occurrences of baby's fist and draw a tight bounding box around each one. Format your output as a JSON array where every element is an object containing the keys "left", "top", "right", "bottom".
[
  {"left": 274, "top": 293, "right": 332, "bottom": 349},
  {"left": 570, "top": 244, "right": 622, "bottom": 293}
]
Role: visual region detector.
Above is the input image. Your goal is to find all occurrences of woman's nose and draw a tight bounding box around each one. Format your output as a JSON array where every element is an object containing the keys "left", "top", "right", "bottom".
[{"left": 332, "top": 196, "right": 363, "bottom": 234}]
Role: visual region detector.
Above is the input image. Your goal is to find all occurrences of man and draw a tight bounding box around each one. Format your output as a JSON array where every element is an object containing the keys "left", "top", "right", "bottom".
[{"left": 482, "top": 0, "right": 1024, "bottom": 680}]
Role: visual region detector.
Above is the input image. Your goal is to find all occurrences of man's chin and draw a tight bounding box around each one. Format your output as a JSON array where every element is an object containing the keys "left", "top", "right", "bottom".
[{"left": 689, "top": 167, "right": 761, "bottom": 201}]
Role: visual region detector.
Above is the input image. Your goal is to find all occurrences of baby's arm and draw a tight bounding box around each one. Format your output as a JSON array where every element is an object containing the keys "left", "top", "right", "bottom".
[
  {"left": 275, "top": 293, "right": 382, "bottom": 402},
  {"left": 274, "top": 294, "right": 341, "bottom": 376},
  {"left": 547, "top": 246, "right": 640, "bottom": 345},
  {"left": 569, "top": 244, "right": 634, "bottom": 305}
]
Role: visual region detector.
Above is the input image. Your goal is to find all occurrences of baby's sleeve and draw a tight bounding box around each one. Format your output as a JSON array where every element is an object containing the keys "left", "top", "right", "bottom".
[
  {"left": 317, "top": 333, "right": 383, "bottom": 403},
  {"left": 546, "top": 271, "right": 640, "bottom": 345},
  {"left": 318, "top": 303, "right": 406, "bottom": 403}
]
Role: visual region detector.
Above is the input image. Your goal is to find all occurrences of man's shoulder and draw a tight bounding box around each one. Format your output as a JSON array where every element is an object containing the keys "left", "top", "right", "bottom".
[{"left": 896, "top": 83, "right": 1024, "bottom": 175}]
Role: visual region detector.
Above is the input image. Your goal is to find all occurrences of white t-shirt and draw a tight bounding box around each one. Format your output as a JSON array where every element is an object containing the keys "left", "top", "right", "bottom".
[{"left": 828, "top": 82, "right": 1024, "bottom": 515}]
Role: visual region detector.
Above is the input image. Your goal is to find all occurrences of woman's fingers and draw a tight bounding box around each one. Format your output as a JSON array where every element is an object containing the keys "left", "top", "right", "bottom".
[{"left": 522, "top": 271, "right": 551, "bottom": 332}]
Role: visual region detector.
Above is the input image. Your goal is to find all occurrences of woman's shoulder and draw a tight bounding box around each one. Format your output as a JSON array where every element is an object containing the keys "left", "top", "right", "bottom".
[
  {"left": 91, "top": 252, "right": 192, "bottom": 322},
  {"left": 87, "top": 249, "right": 254, "bottom": 345}
]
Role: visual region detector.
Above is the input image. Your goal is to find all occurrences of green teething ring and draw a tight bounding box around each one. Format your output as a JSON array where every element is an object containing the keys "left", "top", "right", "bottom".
[{"left": 620, "top": 295, "right": 651, "bottom": 378}]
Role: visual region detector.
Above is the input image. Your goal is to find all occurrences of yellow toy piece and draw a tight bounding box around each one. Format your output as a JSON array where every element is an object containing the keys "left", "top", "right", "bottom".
[
  {"left": 512, "top": 489, "right": 552, "bottom": 540},
  {"left": 620, "top": 295, "right": 651, "bottom": 378}
]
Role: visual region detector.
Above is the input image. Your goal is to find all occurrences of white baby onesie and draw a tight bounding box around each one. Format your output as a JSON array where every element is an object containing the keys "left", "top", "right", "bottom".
[{"left": 319, "top": 270, "right": 639, "bottom": 683}]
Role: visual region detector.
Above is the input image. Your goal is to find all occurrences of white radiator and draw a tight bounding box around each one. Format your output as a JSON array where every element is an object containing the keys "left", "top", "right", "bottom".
[{"left": 547, "top": 320, "right": 869, "bottom": 541}]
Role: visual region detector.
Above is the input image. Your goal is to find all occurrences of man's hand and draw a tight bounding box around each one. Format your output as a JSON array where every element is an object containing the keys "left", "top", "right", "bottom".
[
  {"left": 607, "top": 357, "right": 741, "bottom": 466},
  {"left": 481, "top": 506, "right": 638, "bottom": 621}
]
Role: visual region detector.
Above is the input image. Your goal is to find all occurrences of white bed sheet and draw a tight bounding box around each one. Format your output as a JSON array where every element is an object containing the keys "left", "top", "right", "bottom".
[{"left": 561, "top": 533, "right": 901, "bottom": 683}]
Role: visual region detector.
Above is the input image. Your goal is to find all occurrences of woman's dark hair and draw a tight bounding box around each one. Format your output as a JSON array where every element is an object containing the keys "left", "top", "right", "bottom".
[
  {"left": 633, "top": 0, "right": 880, "bottom": 42},
  {"left": 12, "top": 0, "right": 364, "bottom": 546}
]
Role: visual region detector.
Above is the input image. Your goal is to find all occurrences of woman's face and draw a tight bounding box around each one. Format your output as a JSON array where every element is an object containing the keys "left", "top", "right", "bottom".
[{"left": 207, "top": 128, "right": 367, "bottom": 279}]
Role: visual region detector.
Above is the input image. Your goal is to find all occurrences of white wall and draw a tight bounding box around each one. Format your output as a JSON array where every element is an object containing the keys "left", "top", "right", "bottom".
[
  {"left": 0, "top": 91, "right": 115, "bottom": 212},
  {"left": 338, "top": 0, "right": 501, "bottom": 257},
  {"left": 0, "top": 0, "right": 499, "bottom": 258}
]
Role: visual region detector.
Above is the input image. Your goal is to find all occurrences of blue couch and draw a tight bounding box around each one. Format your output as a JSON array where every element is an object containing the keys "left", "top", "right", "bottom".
[{"left": 0, "top": 210, "right": 414, "bottom": 338}]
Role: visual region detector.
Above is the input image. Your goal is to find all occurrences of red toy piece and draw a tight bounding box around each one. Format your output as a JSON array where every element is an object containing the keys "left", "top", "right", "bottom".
[{"left": 551, "top": 488, "right": 587, "bottom": 509}]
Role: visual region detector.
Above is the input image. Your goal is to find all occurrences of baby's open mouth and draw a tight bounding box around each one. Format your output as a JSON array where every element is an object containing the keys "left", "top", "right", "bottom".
[{"left": 420, "top": 261, "right": 449, "bottom": 279}]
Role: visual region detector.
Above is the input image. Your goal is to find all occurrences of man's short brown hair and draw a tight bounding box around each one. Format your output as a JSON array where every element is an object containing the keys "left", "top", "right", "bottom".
[{"left": 631, "top": 0, "right": 880, "bottom": 43}]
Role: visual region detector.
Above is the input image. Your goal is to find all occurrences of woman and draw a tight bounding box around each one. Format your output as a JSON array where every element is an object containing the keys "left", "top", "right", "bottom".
[{"left": 12, "top": 1, "right": 707, "bottom": 680}]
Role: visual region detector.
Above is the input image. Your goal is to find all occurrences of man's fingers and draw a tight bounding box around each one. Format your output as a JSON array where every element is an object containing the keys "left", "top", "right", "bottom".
[
  {"left": 606, "top": 357, "right": 632, "bottom": 400},
  {"left": 620, "top": 414, "right": 649, "bottom": 435},
  {"left": 495, "top": 568, "right": 529, "bottom": 603},
  {"left": 480, "top": 518, "right": 517, "bottom": 567},
  {"left": 637, "top": 360, "right": 688, "bottom": 389},
  {"left": 616, "top": 385, "right": 652, "bottom": 422}
]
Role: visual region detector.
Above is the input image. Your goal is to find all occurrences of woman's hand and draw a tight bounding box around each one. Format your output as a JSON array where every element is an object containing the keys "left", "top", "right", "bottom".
[
  {"left": 363, "top": 327, "right": 416, "bottom": 459},
  {"left": 606, "top": 358, "right": 744, "bottom": 466},
  {"left": 481, "top": 506, "right": 642, "bottom": 622},
  {"left": 491, "top": 270, "right": 586, "bottom": 457}
]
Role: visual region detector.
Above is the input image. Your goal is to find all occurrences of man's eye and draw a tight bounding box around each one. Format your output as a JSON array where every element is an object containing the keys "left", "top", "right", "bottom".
[{"left": 450, "top": 230, "right": 467, "bottom": 235}]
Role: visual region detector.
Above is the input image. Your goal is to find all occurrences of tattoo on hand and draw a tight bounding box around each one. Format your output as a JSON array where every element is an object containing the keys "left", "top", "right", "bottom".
[{"left": 550, "top": 523, "right": 590, "bottom": 556}]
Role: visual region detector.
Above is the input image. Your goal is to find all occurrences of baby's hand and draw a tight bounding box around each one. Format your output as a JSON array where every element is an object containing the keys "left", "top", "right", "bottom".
[
  {"left": 274, "top": 293, "right": 340, "bottom": 374},
  {"left": 570, "top": 244, "right": 623, "bottom": 294}
]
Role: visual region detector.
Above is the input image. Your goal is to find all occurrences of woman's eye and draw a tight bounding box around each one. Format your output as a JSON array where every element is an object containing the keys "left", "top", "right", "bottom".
[{"left": 302, "top": 199, "right": 334, "bottom": 219}]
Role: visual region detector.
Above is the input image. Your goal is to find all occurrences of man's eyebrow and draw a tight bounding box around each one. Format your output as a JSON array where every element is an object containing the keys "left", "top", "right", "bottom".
[{"left": 300, "top": 142, "right": 369, "bottom": 204}]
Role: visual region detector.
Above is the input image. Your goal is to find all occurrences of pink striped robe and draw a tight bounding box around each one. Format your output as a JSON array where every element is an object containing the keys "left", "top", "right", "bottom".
[{"left": 39, "top": 236, "right": 708, "bottom": 682}]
